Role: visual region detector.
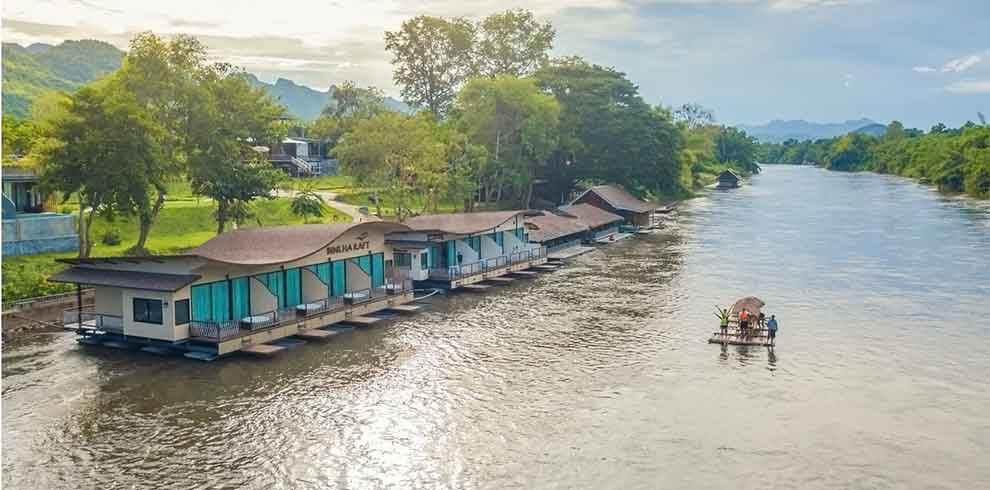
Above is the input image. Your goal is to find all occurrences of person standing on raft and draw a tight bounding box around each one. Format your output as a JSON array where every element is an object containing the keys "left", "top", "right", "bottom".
[{"left": 767, "top": 315, "right": 779, "bottom": 345}]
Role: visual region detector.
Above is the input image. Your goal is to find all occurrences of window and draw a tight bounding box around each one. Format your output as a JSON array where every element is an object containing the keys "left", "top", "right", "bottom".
[
  {"left": 394, "top": 252, "right": 412, "bottom": 267},
  {"left": 174, "top": 299, "right": 190, "bottom": 325},
  {"left": 133, "top": 298, "right": 163, "bottom": 324},
  {"left": 421, "top": 251, "right": 429, "bottom": 269}
]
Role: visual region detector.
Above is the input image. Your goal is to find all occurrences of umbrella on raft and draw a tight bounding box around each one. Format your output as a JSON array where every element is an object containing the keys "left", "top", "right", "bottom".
[{"left": 730, "top": 297, "right": 765, "bottom": 316}]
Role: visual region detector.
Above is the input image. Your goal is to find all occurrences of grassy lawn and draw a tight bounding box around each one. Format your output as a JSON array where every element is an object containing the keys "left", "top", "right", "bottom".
[
  {"left": 287, "top": 175, "right": 356, "bottom": 192},
  {"left": 334, "top": 188, "right": 464, "bottom": 217},
  {"left": 3, "top": 197, "right": 350, "bottom": 303}
]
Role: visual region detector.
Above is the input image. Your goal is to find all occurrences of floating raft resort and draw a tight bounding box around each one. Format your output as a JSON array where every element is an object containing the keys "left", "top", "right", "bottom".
[{"left": 54, "top": 183, "right": 669, "bottom": 361}]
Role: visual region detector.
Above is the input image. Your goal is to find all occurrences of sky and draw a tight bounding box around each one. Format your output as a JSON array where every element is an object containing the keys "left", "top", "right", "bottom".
[{"left": 3, "top": 0, "right": 989, "bottom": 128}]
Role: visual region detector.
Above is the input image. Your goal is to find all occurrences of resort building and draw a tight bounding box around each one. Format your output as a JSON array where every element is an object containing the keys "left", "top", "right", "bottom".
[
  {"left": 52, "top": 222, "right": 415, "bottom": 359},
  {"left": 266, "top": 137, "right": 337, "bottom": 176},
  {"left": 556, "top": 203, "right": 625, "bottom": 243},
  {"left": 524, "top": 210, "right": 590, "bottom": 254},
  {"left": 2, "top": 166, "right": 79, "bottom": 256},
  {"left": 570, "top": 184, "right": 656, "bottom": 228},
  {"left": 386, "top": 210, "right": 547, "bottom": 289}
]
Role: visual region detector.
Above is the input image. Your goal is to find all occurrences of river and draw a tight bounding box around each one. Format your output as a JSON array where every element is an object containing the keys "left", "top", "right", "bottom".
[{"left": 3, "top": 166, "right": 990, "bottom": 489}]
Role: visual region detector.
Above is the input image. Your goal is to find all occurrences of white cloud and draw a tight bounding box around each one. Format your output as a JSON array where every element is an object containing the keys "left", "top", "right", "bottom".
[
  {"left": 943, "top": 80, "right": 990, "bottom": 94},
  {"left": 941, "top": 53, "right": 983, "bottom": 73},
  {"left": 912, "top": 66, "right": 937, "bottom": 73}
]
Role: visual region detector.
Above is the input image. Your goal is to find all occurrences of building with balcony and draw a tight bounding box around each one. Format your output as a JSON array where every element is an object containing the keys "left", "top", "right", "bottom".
[
  {"left": 2, "top": 166, "right": 79, "bottom": 256},
  {"left": 52, "top": 221, "right": 415, "bottom": 359},
  {"left": 265, "top": 137, "right": 338, "bottom": 176},
  {"left": 387, "top": 210, "right": 547, "bottom": 289}
]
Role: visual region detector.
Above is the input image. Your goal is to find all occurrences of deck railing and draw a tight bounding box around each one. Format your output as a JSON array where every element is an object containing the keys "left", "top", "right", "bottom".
[
  {"left": 63, "top": 309, "right": 123, "bottom": 334},
  {"left": 429, "top": 247, "right": 546, "bottom": 281},
  {"left": 189, "top": 320, "right": 241, "bottom": 340}
]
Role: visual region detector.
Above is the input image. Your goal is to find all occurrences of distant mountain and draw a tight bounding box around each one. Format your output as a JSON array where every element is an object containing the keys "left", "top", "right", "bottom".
[
  {"left": 244, "top": 74, "right": 410, "bottom": 120},
  {"left": 738, "top": 118, "right": 881, "bottom": 143},
  {"left": 2, "top": 40, "right": 124, "bottom": 118},
  {"left": 2, "top": 40, "right": 408, "bottom": 121},
  {"left": 852, "top": 123, "right": 887, "bottom": 138}
]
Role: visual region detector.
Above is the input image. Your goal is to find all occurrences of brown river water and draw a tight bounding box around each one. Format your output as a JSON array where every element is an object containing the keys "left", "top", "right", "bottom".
[{"left": 3, "top": 166, "right": 990, "bottom": 489}]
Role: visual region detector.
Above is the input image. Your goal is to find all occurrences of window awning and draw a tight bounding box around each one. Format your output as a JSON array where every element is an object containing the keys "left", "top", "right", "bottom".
[{"left": 50, "top": 267, "right": 201, "bottom": 292}]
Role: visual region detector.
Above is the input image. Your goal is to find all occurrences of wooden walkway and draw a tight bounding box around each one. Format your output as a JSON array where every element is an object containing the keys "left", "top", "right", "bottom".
[
  {"left": 341, "top": 315, "right": 383, "bottom": 326},
  {"left": 461, "top": 284, "right": 493, "bottom": 292},
  {"left": 486, "top": 276, "right": 516, "bottom": 283},
  {"left": 387, "top": 304, "right": 422, "bottom": 313},
  {"left": 296, "top": 329, "right": 337, "bottom": 340},
  {"left": 240, "top": 343, "right": 287, "bottom": 356}
]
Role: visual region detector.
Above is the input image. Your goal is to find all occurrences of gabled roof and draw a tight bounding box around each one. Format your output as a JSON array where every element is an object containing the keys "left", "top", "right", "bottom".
[
  {"left": 718, "top": 169, "right": 741, "bottom": 179},
  {"left": 50, "top": 268, "right": 201, "bottom": 291},
  {"left": 524, "top": 212, "right": 590, "bottom": 243},
  {"left": 403, "top": 210, "right": 525, "bottom": 235},
  {"left": 190, "top": 221, "right": 410, "bottom": 265},
  {"left": 557, "top": 203, "right": 624, "bottom": 229},
  {"left": 572, "top": 184, "right": 655, "bottom": 213}
]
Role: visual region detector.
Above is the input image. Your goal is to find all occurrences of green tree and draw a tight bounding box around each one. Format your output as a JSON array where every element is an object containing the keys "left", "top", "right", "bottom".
[
  {"left": 714, "top": 126, "right": 759, "bottom": 173},
  {"left": 322, "top": 81, "right": 387, "bottom": 119},
  {"left": 35, "top": 83, "right": 163, "bottom": 257},
  {"left": 290, "top": 188, "right": 328, "bottom": 223},
  {"left": 186, "top": 70, "right": 287, "bottom": 234},
  {"left": 475, "top": 9, "right": 555, "bottom": 78},
  {"left": 1, "top": 116, "right": 35, "bottom": 163},
  {"left": 534, "top": 57, "right": 684, "bottom": 200},
  {"left": 454, "top": 76, "right": 560, "bottom": 207},
  {"left": 334, "top": 112, "right": 448, "bottom": 220},
  {"left": 385, "top": 15, "right": 475, "bottom": 116}
]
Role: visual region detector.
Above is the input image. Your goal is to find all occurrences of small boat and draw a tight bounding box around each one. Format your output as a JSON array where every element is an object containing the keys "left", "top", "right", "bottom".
[{"left": 709, "top": 296, "right": 772, "bottom": 346}]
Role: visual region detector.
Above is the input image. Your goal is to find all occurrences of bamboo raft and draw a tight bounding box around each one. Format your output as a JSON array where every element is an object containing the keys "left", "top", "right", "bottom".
[{"left": 709, "top": 297, "right": 775, "bottom": 347}]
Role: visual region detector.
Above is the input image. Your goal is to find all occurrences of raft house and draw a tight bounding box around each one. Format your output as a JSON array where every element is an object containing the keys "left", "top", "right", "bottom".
[
  {"left": 52, "top": 187, "right": 676, "bottom": 361},
  {"left": 569, "top": 184, "right": 658, "bottom": 230},
  {"left": 386, "top": 210, "right": 548, "bottom": 290}
]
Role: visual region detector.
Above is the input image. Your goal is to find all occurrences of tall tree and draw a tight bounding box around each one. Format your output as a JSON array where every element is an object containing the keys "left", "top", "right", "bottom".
[
  {"left": 534, "top": 57, "right": 685, "bottom": 200},
  {"left": 322, "top": 81, "right": 386, "bottom": 119},
  {"left": 454, "top": 76, "right": 560, "bottom": 207},
  {"left": 673, "top": 103, "right": 715, "bottom": 129},
  {"left": 714, "top": 126, "right": 759, "bottom": 173},
  {"left": 474, "top": 9, "right": 555, "bottom": 78},
  {"left": 114, "top": 32, "right": 214, "bottom": 253},
  {"left": 385, "top": 15, "right": 476, "bottom": 116},
  {"left": 334, "top": 112, "right": 447, "bottom": 220},
  {"left": 186, "top": 70, "right": 287, "bottom": 234},
  {"left": 35, "top": 83, "right": 163, "bottom": 257}
]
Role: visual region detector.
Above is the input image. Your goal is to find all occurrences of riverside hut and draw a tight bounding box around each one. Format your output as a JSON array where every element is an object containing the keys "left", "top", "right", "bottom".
[
  {"left": 557, "top": 203, "right": 625, "bottom": 243},
  {"left": 53, "top": 222, "right": 416, "bottom": 359},
  {"left": 716, "top": 169, "right": 741, "bottom": 189},
  {"left": 569, "top": 184, "right": 656, "bottom": 228}
]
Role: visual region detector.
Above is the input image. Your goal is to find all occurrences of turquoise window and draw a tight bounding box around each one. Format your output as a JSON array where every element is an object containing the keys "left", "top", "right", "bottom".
[
  {"left": 354, "top": 256, "right": 371, "bottom": 276},
  {"left": 428, "top": 245, "right": 441, "bottom": 268},
  {"left": 331, "top": 260, "right": 346, "bottom": 296},
  {"left": 421, "top": 251, "right": 429, "bottom": 269},
  {"left": 372, "top": 253, "right": 385, "bottom": 287},
  {"left": 231, "top": 277, "right": 250, "bottom": 319},
  {"left": 210, "top": 281, "right": 230, "bottom": 322},
  {"left": 191, "top": 284, "right": 211, "bottom": 322},
  {"left": 445, "top": 241, "right": 457, "bottom": 265},
  {"left": 260, "top": 272, "right": 285, "bottom": 308},
  {"left": 285, "top": 268, "right": 301, "bottom": 307}
]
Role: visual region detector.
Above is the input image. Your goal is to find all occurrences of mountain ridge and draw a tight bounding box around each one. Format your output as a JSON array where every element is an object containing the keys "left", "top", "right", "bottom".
[{"left": 738, "top": 118, "right": 882, "bottom": 143}]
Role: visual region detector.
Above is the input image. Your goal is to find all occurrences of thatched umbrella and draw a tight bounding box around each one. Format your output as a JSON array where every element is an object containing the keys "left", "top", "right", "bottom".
[{"left": 730, "top": 297, "right": 765, "bottom": 316}]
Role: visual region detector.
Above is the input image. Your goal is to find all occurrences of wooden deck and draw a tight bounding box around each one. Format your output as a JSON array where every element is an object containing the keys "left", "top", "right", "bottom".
[
  {"left": 341, "top": 315, "right": 384, "bottom": 326},
  {"left": 461, "top": 284, "right": 493, "bottom": 292},
  {"left": 708, "top": 326, "right": 774, "bottom": 347},
  {"left": 548, "top": 246, "right": 595, "bottom": 261},
  {"left": 486, "top": 276, "right": 516, "bottom": 283},
  {"left": 508, "top": 270, "right": 538, "bottom": 277},
  {"left": 387, "top": 304, "right": 422, "bottom": 313},
  {"left": 240, "top": 343, "right": 287, "bottom": 356},
  {"left": 295, "top": 329, "right": 337, "bottom": 340}
]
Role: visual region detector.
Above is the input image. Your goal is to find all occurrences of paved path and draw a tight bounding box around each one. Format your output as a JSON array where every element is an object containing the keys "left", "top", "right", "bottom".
[{"left": 278, "top": 189, "right": 375, "bottom": 223}]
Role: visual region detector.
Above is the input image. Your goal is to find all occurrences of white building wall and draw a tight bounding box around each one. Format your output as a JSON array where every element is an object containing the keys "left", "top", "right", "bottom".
[
  {"left": 301, "top": 268, "right": 327, "bottom": 302},
  {"left": 480, "top": 234, "right": 501, "bottom": 260},
  {"left": 120, "top": 289, "right": 177, "bottom": 341},
  {"left": 346, "top": 260, "right": 370, "bottom": 291},
  {"left": 95, "top": 287, "right": 123, "bottom": 317},
  {"left": 250, "top": 276, "right": 277, "bottom": 314},
  {"left": 454, "top": 239, "right": 479, "bottom": 265}
]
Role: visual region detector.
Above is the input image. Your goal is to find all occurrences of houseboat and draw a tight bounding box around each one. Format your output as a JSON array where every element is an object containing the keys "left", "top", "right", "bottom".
[
  {"left": 569, "top": 184, "right": 657, "bottom": 228},
  {"left": 386, "top": 210, "right": 548, "bottom": 290},
  {"left": 715, "top": 169, "right": 742, "bottom": 189},
  {"left": 524, "top": 210, "right": 593, "bottom": 260},
  {"left": 2, "top": 166, "right": 79, "bottom": 256},
  {"left": 556, "top": 203, "right": 625, "bottom": 243},
  {"left": 52, "top": 221, "right": 416, "bottom": 360}
]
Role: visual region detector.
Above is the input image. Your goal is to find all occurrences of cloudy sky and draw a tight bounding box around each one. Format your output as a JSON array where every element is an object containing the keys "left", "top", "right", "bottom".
[{"left": 4, "top": 0, "right": 989, "bottom": 128}]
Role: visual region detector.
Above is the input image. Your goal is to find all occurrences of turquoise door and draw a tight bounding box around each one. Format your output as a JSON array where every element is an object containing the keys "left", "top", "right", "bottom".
[
  {"left": 285, "top": 268, "right": 301, "bottom": 307},
  {"left": 428, "top": 245, "right": 441, "bottom": 268},
  {"left": 331, "top": 260, "right": 346, "bottom": 296},
  {"left": 445, "top": 241, "right": 457, "bottom": 265},
  {"left": 262, "top": 272, "right": 285, "bottom": 308},
  {"left": 191, "top": 284, "right": 211, "bottom": 322},
  {"left": 372, "top": 253, "right": 385, "bottom": 287},
  {"left": 231, "top": 277, "right": 250, "bottom": 320},
  {"left": 355, "top": 256, "right": 371, "bottom": 276}
]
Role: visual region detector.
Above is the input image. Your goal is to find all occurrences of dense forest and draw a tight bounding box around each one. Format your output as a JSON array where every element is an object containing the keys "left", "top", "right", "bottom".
[{"left": 759, "top": 121, "right": 990, "bottom": 198}]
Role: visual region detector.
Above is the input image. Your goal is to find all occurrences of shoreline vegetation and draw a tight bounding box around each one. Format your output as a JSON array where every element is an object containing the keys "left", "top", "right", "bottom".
[
  {"left": 2, "top": 10, "right": 761, "bottom": 303},
  {"left": 758, "top": 121, "right": 990, "bottom": 199}
]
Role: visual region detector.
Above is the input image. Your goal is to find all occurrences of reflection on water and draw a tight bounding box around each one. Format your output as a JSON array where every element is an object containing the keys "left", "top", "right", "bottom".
[{"left": 4, "top": 166, "right": 990, "bottom": 489}]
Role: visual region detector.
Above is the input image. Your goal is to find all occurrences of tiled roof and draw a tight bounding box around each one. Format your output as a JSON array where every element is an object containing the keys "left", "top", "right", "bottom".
[
  {"left": 50, "top": 268, "right": 201, "bottom": 291},
  {"left": 525, "top": 212, "right": 589, "bottom": 243},
  {"left": 557, "top": 203, "right": 625, "bottom": 229},
  {"left": 403, "top": 210, "right": 525, "bottom": 235},
  {"left": 574, "top": 184, "right": 655, "bottom": 213},
  {"left": 190, "top": 221, "right": 410, "bottom": 265}
]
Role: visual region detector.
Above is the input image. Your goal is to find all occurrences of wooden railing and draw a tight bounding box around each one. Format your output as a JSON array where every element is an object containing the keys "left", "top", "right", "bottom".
[
  {"left": 62, "top": 309, "right": 123, "bottom": 334},
  {"left": 429, "top": 247, "right": 546, "bottom": 281}
]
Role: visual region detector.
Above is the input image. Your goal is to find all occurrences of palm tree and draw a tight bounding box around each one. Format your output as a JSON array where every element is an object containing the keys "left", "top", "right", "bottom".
[{"left": 291, "top": 189, "right": 327, "bottom": 223}]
